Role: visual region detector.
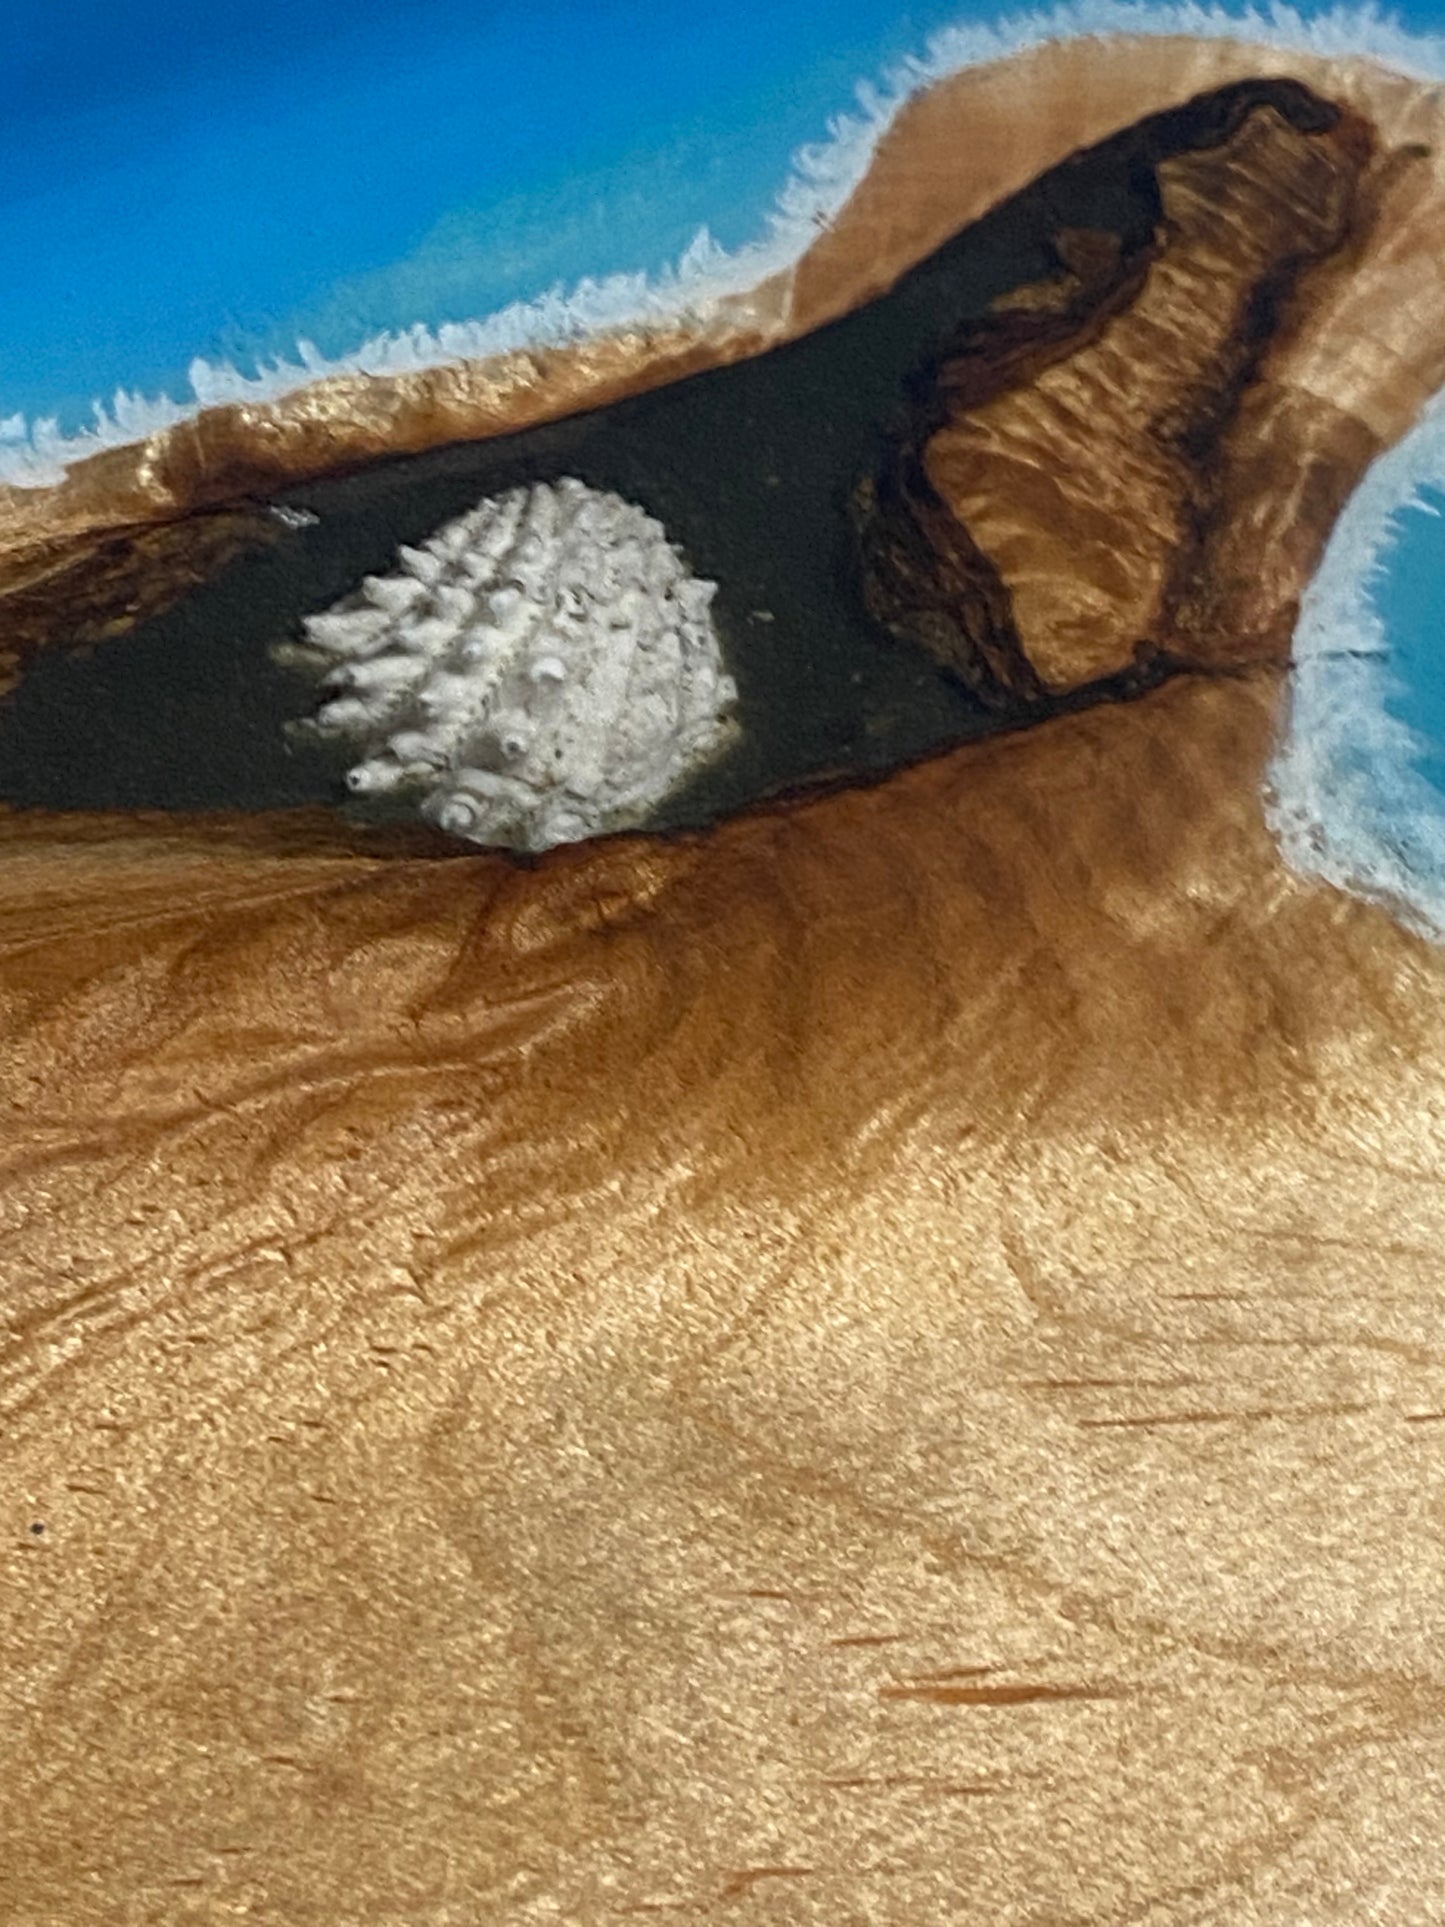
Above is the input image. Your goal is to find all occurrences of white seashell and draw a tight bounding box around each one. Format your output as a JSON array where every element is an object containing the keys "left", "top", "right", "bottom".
[
  {"left": 541, "top": 809, "right": 588, "bottom": 845},
  {"left": 335, "top": 652, "right": 422, "bottom": 693},
  {"left": 488, "top": 592, "right": 542, "bottom": 649},
  {"left": 473, "top": 496, "right": 527, "bottom": 561},
  {"left": 494, "top": 714, "right": 535, "bottom": 760},
  {"left": 315, "top": 695, "right": 381, "bottom": 732},
  {"left": 363, "top": 574, "right": 426, "bottom": 617},
  {"left": 397, "top": 616, "right": 458, "bottom": 659},
  {"left": 345, "top": 757, "right": 406, "bottom": 794},
  {"left": 271, "top": 640, "right": 331, "bottom": 675},
  {"left": 484, "top": 585, "right": 525, "bottom": 623},
  {"left": 433, "top": 583, "right": 475, "bottom": 627},
  {"left": 430, "top": 519, "right": 473, "bottom": 559},
  {"left": 397, "top": 543, "right": 443, "bottom": 583},
  {"left": 387, "top": 729, "right": 448, "bottom": 767},
  {"left": 434, "top": 793, "right": 485, "bottom": 837},
  {"left": 302, "top": 608, "right": 391, "bottom": 654},
  {"left": 415, "top": 670, "right": 481, "bottom": 717},
  {"left": 453, "top": 768, "right": 534, "bottom": 805},
  {"left": 280, "top": 478, "right": 738, "bottom": 850},
  {"left": 524, "top": 483, "right": 559, "bottom": 536}
]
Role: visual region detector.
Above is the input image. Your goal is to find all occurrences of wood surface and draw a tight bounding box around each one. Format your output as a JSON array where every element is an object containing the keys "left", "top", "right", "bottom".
[{"left": 4, "top": 32, "right": 1445, "bottom": 1925}]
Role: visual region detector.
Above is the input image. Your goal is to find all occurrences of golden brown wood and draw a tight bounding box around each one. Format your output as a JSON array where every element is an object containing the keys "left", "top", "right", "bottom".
[{"left": 5, "top": 670, "right": 1445, "bottom": 1922}]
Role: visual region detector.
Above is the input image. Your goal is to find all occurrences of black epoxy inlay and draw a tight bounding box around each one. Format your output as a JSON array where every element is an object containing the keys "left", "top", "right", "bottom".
[{"left": 0, "top": 126, "right": 1161, "bottom": 829}]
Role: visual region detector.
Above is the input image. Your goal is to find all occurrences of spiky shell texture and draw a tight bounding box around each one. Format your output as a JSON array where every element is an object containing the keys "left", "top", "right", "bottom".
[{"left": 280, "top": 478, "right": 738, "bottom": 851}]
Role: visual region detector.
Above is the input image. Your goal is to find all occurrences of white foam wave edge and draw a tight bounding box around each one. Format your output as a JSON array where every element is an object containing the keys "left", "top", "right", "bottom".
[
  {"left": 1267, "top": 396, "right": 1445, "bottom": 941},
  {"left": 3, "top": 0, "right": 1443, "bottom": 492}
]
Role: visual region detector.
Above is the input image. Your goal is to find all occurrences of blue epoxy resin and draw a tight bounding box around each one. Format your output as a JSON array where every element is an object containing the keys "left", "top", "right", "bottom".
[
  {"left": 1376, "top": 484, "right": 1445, "bottom": 800},
  {"left": 9, "top": 1, "right": 1445, "bottom": 475},
  {"left": 1269, "top": 400, "right": 1445, "bottom": 941},
  {"left": 0, "top": 0, "right": 966, "bottom": 438}
]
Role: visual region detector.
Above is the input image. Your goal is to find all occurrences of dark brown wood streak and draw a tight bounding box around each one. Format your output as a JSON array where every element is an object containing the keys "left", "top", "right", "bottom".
[{"left": 853, "top": 78, "right": 1369, "bottom": 707}]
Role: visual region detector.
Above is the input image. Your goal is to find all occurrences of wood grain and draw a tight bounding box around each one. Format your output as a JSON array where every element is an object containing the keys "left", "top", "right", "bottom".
[{"left": 4, "top": 33, "right": 1445, "bottom": 1925}]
